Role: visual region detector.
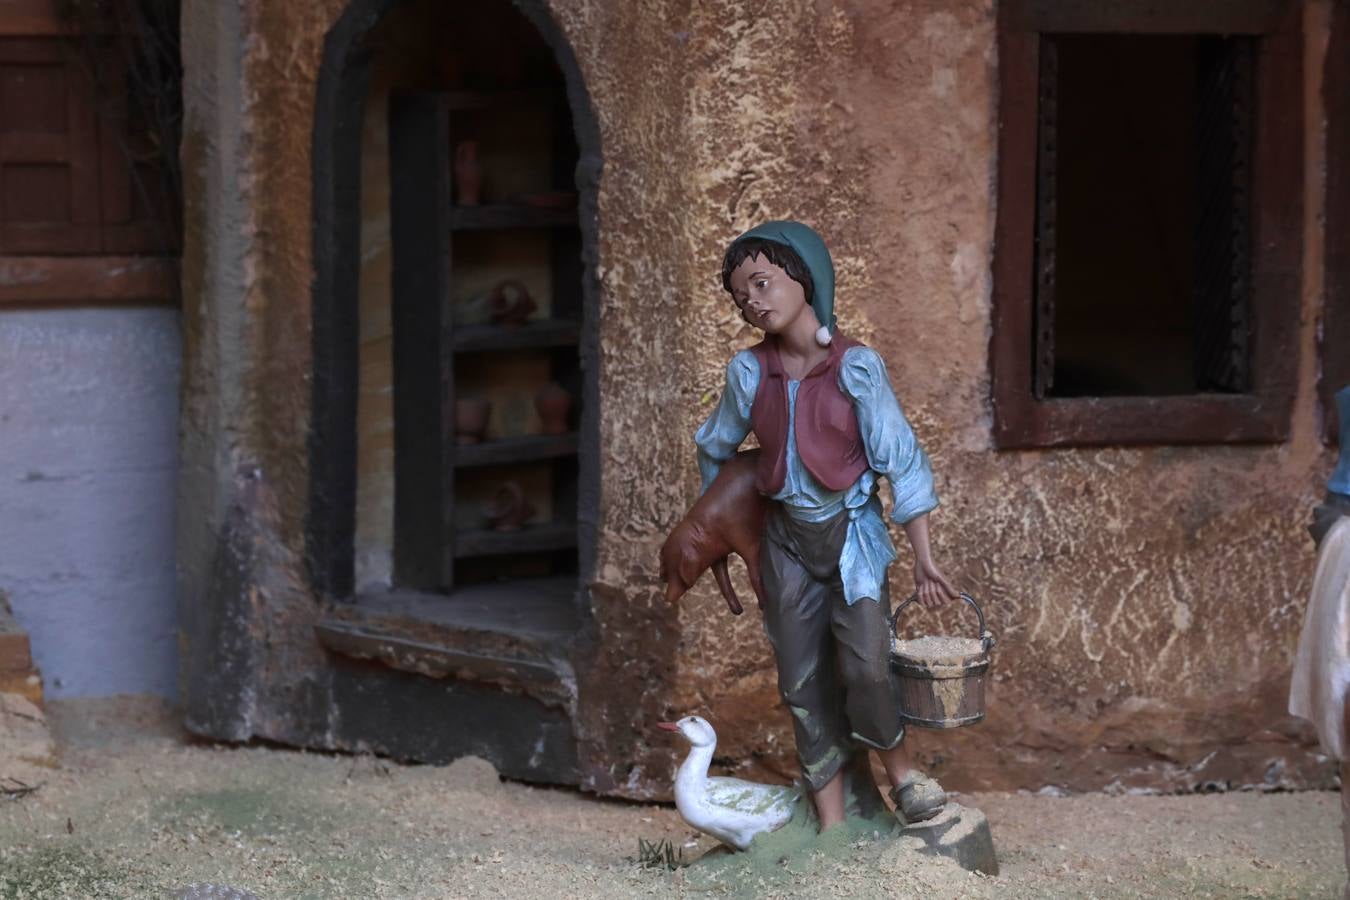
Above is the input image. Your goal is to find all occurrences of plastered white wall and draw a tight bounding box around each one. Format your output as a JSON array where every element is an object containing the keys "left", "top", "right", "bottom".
[{"left": 0, "top": 308, "right": 180, "bottom": 698}]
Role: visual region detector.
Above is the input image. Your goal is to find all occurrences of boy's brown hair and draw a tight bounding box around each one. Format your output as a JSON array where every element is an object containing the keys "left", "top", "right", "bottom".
[{"left": 720, "top": 237, "right": 814, "bottom": 305}]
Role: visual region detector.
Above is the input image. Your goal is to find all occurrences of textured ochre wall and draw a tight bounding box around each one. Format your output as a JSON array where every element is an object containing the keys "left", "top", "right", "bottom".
[{"left": 179, "top": 0, "right": 1338, "bottom": 796}]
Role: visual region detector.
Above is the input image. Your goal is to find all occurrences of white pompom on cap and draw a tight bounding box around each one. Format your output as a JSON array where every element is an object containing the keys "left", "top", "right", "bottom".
[{"left": 815, "top": 325, "right": 832, "bottom": 347}]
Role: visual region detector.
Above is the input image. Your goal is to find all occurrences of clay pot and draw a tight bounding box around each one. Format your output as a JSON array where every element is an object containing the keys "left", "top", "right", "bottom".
[
  {"left": 454, "top": 398, "right": 492, "bottom": 444},
  {"left": 534, "top": 382, "right": 573, "bottom": 435},
  {"left": 487, "top": 279, "right": 537, "bottom": 327},
  {"left": 454, "top": 141, "right": 481, "bottom": 206},
  {"left": 482, "top": 481, "right": 536, "bottom": 532}
]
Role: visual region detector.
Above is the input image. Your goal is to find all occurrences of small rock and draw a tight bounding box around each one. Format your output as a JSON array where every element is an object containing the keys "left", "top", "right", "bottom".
[
  {"left": 892, "top": 802, "right": 999, "bottom": 876},
  {"left": 444, "top": 754, "right": 502, "bottom": 792},
  {"left": 0, "top": 692, "right": 57, "bottom": 784}
]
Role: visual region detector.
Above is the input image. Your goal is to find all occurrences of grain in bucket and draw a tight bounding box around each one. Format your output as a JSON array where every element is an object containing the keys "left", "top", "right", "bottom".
[{"left": 890, "top": 592, "right": 996, "bottom": 729}]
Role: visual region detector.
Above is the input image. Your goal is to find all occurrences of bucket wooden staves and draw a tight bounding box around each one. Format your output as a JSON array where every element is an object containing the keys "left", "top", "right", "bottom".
[{"left": 890, "top": 592, "right": 996, "bottom": 729}]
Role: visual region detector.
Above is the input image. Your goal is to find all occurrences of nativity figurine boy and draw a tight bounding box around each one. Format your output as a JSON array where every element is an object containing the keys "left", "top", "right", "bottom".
[{"left": 694, "top": 220, "right": 957, "bottom": 831}]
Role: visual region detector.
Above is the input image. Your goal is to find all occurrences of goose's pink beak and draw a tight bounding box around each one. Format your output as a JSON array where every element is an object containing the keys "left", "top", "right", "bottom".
[{"left": 655, "top": 721, "right": 680, "bottom": 732}]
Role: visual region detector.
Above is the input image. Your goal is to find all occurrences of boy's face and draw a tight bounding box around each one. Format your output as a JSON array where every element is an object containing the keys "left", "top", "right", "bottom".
[{"left": 727, "top": 253, "right": 811, "bottom": 335}]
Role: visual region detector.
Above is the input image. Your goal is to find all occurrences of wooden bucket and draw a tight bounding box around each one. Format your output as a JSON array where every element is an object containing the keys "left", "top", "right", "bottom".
[{"left": 890, "top": 593, "right": 996, "bottom": 729}]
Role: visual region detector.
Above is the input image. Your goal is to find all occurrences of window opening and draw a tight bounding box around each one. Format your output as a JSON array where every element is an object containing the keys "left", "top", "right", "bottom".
[{"left": 1033, "top": 34, "right": 1254, "bottom": 399}]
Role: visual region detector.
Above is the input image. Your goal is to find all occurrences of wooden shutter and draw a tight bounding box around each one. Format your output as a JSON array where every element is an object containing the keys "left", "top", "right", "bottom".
[
  {"left": 0, "top": 26, "right": 176, "bottom": 257},
  {"left": 0, "top": 38, "right": 102, "bottom": 254}
]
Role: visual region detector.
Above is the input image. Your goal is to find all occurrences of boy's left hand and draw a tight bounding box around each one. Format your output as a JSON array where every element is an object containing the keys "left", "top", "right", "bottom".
[{"left": 913, "top": 558, "right": 958, "bottom": 610}]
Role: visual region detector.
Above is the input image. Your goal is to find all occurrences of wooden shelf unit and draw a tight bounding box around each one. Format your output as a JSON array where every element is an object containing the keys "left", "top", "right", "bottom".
[
  {"left": 451, "top": 319, "right": 580, "bottom": 352},
  {"left": 453, "top": 433, "right": 580, "bottom": 467},
  {"left": 453, "top": 522, "right": 579, "bottom": 558},
  {"left": 388, "top": 89, "right": 584, "bottom": 598}
]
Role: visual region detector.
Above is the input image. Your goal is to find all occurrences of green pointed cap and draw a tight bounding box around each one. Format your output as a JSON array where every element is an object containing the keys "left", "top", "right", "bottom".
[{"left": 729, "top": 220, "right": 836, "bottom": 335}]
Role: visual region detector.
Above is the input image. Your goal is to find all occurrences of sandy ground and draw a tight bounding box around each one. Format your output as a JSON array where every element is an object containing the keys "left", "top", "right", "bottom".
[{"left": 0, "top": 696, "right": 1344, "bottom": 899}]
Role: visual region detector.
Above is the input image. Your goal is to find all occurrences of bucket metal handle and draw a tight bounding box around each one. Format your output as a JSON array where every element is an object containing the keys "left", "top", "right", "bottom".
[{"left": 891, "top": 591, "right": 996, "bottom": 653}]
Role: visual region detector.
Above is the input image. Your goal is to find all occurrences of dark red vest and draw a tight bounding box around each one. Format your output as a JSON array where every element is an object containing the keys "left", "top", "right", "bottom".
[{"left": 749, "top": 334, "right": 870, "bottom": 495}]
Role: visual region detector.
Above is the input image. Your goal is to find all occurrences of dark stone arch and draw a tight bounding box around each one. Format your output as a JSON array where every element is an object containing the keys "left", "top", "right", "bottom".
[{"left": 306, "top": 0, "right": 604, "bottom": 600}]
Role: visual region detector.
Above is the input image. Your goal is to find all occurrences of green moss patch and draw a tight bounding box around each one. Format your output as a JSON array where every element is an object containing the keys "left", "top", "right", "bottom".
[
  {"left": 0, "top": 846, "right": 141, "bottom": 900},
  {"left": 681, "top": 795, "right": 902, "bottom": 894}
]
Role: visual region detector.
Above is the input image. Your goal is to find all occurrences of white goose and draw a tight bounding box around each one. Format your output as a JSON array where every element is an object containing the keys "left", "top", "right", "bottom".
[{"left": 659, "top": 715, "right": 801, "bottom": 851}]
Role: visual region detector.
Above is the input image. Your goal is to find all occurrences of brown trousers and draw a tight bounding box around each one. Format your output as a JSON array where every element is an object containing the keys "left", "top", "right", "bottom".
[{"left": 759, "top": 504, "right": 905, "bottom": 792}]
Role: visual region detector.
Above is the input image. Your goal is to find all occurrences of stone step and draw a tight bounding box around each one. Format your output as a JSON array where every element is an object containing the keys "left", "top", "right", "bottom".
[
  {"left": 0, "top": 591, "right": 43, "bottom": 706},
  {"left": 0, "top": 606, "right": 33, "bottom": 672},
  {"left": 892, "top": 801, "right": 999, "bottom": 875},
  {"left": 0, "top": 670, "right": 44, "bottom": 707},
  {"left": 0, "top": 691, "right": 57, "bottom": 780}
]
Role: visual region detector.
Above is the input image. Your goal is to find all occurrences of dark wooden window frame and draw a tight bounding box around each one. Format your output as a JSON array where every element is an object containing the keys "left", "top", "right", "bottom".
[
  {"left": 991, "top": 0, "right": 1303, "bottom": 448},
  {"left": 1323, "top": 0, "right": 1349, "bottom": 444}
]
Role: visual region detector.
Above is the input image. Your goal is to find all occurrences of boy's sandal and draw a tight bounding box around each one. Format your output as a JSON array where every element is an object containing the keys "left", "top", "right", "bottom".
[{"left": 890, "top": 771, "right": 947, "bottom": 824}]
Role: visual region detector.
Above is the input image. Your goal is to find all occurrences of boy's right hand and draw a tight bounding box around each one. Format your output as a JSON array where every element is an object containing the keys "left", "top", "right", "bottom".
[{"left": 913, "top": 557, "right": 958, "bottom": 610}]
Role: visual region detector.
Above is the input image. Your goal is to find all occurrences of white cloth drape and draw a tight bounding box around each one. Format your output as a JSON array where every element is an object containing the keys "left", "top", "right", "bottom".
[{"left": 1290, "top": 517, "right": 1350, "bottom": 760}]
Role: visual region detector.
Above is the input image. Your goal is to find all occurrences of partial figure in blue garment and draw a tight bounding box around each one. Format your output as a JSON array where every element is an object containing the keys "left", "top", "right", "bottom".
[
  {"left": 694, "top": 220, "right": 957, "bottom": 831},
  {"left": 1289, "top": 384, "right": 1350, "bottom": 898}
]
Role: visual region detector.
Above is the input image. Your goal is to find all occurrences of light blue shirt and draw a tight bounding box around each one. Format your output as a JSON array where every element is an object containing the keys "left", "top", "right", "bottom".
[{"left": 694, "top": 346, "right": 938, "bottom": 606}]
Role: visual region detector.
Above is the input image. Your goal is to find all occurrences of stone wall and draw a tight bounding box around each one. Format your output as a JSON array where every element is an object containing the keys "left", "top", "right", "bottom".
[
  {"left": 0, "top": 309, "right": 180, "bottom": 699},
  {"left": 178, "top": 0, "right": 1339, "bottom": 795}
]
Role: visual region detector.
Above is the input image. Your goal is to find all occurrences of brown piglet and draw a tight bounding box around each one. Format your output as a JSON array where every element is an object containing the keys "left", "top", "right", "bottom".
[{"left": 659, "top": 450, "right": 767, "bottom": 616}]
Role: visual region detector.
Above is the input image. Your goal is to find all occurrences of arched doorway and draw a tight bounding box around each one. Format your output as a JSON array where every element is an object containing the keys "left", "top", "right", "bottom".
[
  {"left": 309, "top": 0, "right": 600, "bottom": 605},
  {"left": 305, "top": 0, "right": 602, "bottom": 778}
]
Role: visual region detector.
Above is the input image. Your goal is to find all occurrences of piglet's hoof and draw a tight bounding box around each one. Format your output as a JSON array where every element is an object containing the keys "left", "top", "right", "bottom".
[{"left": 890, "top": 771, "right": 947, "bottom": 824}]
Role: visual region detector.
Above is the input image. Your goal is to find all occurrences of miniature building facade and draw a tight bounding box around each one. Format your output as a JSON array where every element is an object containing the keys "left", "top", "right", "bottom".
[{"left": 166, "top": 0, "right": 1347, "bottom": 798}]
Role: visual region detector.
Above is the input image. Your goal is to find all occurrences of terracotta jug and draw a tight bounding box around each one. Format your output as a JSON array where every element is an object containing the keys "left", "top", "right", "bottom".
[
  {"left": 534, "top": 382, "right": 573, "bottom": 435},
  {"left": 454, "top": 398, "right": 491, "bottom": 444}
]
